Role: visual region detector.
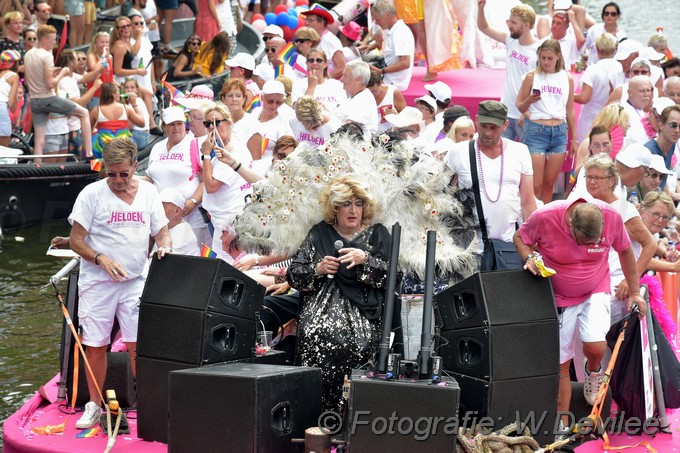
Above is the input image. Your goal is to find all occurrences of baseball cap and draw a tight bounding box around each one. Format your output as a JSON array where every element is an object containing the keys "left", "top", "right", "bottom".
[
  {"left": 443, "top": 105, "right": 470, "bottom": 123},
  {"left": 262, "top": 80, "right": 286, "bottom": 96},
  {"left": 477, "top": 100, "right": 508, "bottom": 126},
  {"left": 424, "top": 81, "right": 452, "bottom": 103},
  {"left": 652, "top": 97, "right": 675, "bottom": 115},
  {"left": 414, "top": 95, "right": 437, "bottom": 112},
  {"left": 340, "top": 22, "right": 362, "bottom": 42},
  {"left": 263, "top": 25, "right": 284, "bottom": 38},
  {"left": 159, "top": 188, "right": 185, "bottom": 209},
  {"left": 614, "top": 39, "right": 643, "bottom": 61},
  {"left": 648, "top": 154, "right": 674, "bottom": 175},
  {"left": 639, "top": 46, "right": 665, "bottom": 62},
  {"left": 162, "top": 106, "right": 186, "bottom": 124},
  {"left": 615, "top": 143, "right": 653, "bottom": 169},
  {"left": 385, "top": 107, "right": 423, "bottom": 128},
  {"left": 226, "top": 52, "right": 256, "bottom": 71}
]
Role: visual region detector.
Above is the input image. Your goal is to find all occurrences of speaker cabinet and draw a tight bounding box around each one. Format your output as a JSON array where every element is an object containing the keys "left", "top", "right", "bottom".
[
  {"left": 439, "top": 321, "right": 559, "bottom": 381},
  {"left": 141, "top": 254, "right": 264, "bottom": 317},
  {"left": 168, "top": 363, "right": 322, "bottom": 453},
  {"left": 137, "top": 304, "right": 255, "bottom": 365},
  {"left": 436, "top": 270, "right": 557, "bottom": 331},
  {"left": 347, "top": 372, "right": 460, "bottom": 452},
  {"left": 66, "top": 351, "right": 136, "bottom": 408},
  {"left": 452, "top": 372, "right": 559, "bottom": 446}
]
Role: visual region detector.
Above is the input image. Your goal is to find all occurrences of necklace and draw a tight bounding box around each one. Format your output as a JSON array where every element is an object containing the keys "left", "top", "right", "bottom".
[
  {"left": 476, "top": 139, "right": 504, "bottom": 203},
  {"left": 337, "top": 227, "right": 364, "bottom": 241}
]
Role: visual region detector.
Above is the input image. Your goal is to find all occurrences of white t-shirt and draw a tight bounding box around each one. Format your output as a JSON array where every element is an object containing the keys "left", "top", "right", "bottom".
[
  {"left": 607, "top": 197, "right": 639, "bottom": 288},
  {"left": 147, "top": 135, "right": 204, "bottom": 229},
  {"left": 382, "top": 19, "right": 415, "bottom": 92},
  {"left": 415, "top": 121, "right": 441, "bottom": 147},
  {"left": 502, "top": 37, "right": 539, "bottom": 120},
  {"left": 577, "top": 58, "right": 619, "bottom": 141},
  {"left": 167, "top": 221, "right": 200, "bottom": 256},
  {"left": 584, "top": 23, "right": 626, "bottom": 65},
  {"left": 334, "top": 88, "right": 379, "bottom": 135},
  {"left": 318, "top": 31, "right": 343, "bottom": 73},
  {"left": 376, "top": 84, "right": 396, "bottom": 132},
  {"left": 141, "top": 0, "right": 160, "bottom": 42},
  {"left": 553, "top": 32, "right": 581, "bottom": 68},
  {"left": 290, "top": 115, "right": 341, "bottom": 147},
  {"left": 252, "top": 110, "right": 294, "bottom": 160},
  {"left": 291, "top": 77, "right": 347, "bottom": 112},
  {"left": 621, "top": 100, "right": 649, "bottom": 146},
  {"left": 45, "top": 90, "right": 69, "bottom": 136},
  {"left": 216, "top": 0, "right": 237, "bottom": 35},
  {"left": 446, "top": 138, "right": 533, "bottom": 252},
  {"left": 131, "top": 97, "right": 150, "bottom": 131},
  {"left": 68, "top": 178, "right": 167, "bottom": 288},
  {"left": 130, "top": 35, "right": 154, "bottom": 90},
  {"left": 59, "top": 75, "right": 81, "bottom": 132},
  {"left": 529, "top": 70, "right": 569, "bottom": 121},
  {"left": 232, "top": 112, "right": 260, "bottom": 147}
]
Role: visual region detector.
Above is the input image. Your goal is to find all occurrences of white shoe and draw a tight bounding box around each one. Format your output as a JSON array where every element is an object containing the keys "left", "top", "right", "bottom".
[
  {"left": 75, "top": 401, "right": 102, "bottom": 429},
  {"left": 583, "top": 359, "right": 603, "bottom": 406}
]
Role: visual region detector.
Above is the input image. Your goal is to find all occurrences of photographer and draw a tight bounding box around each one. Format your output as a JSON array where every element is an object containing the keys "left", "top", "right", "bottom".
[{"left": 89, "top": 82, "right": 145, "bottom": 158}]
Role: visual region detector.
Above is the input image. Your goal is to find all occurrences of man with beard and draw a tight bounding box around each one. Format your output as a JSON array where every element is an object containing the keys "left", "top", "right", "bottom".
[
  {"left": 445, "top": 100, "right": 536, "bottom": 268},
  {"left": 477, "top": 0, "right": 539, "bottom": 142}
]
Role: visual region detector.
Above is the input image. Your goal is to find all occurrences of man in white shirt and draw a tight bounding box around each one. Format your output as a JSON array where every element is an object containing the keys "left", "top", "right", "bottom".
[
  {"left": 334, "top": 60, "right": 379, "bottom": 135},
  {"left": 300, "top": 4, "right": 342, "bottom": 74},
  {"left": 477, "top": 0, "right": 539, "bottom": 142},
  {"left": 370, "top": 0, "right": 414, "bottom": 92},
  {"left": 548, "top": 9, "right": 584, "bottom": 68},
  {"left": 622, "top": 75, "right": 654, "bottom": 146}
]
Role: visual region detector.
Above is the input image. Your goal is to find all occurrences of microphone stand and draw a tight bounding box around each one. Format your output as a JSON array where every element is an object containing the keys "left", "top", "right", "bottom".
[
  {"left": 418, "top": 230, "right": 436, "bottom": 379},
  {"left": 376, "top": 223, "right": 401, "bottom": 374}
]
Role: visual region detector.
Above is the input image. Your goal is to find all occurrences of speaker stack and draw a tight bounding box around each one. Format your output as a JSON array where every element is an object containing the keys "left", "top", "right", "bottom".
[
  {"left": 136, "top": 255, "right": 265, "bottom": 443},
  {"left": 436, "top": 269, "right": 560, "bottom": 445}
]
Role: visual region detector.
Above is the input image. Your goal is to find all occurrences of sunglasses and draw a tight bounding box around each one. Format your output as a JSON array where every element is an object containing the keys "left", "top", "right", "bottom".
[
  {"left": 107, "top": 168, "right": 134, "bottom": 178},
  {"left": 294, "top": 39, "right": 310, "bottom": 44},
  {"left": 647, "top": 172, "right": 665, "bottom": 180},
  {"left": 666, "top": 122, "right": 680, "bottom": 130},
  {"left": 25, "top": 37, "right": 37, "bottom": 41},
  {"left": 133, "top": 21, "right": 144, "bottom": 25},
  {"left": 190, "top": 41, "right": 201, "bottom": 46},
  {"left": 265, "top": 99, "right": 284, "bottom": 105},
  {"left": 77, "top": 57, "right": 86, "bottom": 61},
  {"left": 262, "top": 36, "right": 273, "bottom": 42},
  {"left": 203, "top": 119, "right": 227, "bottom": 128},
  {"left": 307, "top": 58, "right": 325, "bottom": 64},
  {"left": 117, "top": 24, "right": 131, "bottom": 30},
  {"left": 38, "top": 8, "right": 51, "bottom": 13},
  {"left": 265, "top": 47, "right": 278, "bottom": 54},
  {"left": 603, "top": 11, "right": 618, "bottom": 17}
]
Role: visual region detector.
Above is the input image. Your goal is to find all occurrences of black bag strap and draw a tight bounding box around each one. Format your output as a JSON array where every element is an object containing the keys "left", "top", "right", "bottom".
[{"left": 469, "top": 139, "right": 489, "bottom": 243}]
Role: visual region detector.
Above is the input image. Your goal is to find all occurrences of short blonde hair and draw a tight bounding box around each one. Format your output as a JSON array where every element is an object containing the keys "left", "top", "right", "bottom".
[
  {"left": 640, "top": 191, "right": 674, "bottom": 215},
  {"left": 276, "top": 75, "right": 293, "bottom": 106},
  {"left": 584, "top": 153, "right": 619, "bottom": 193},
  {"left": 3, "top": 11, "right": 23, "bottom": 25},
  {"left": 447, "top": 116, "right": 474, "bottom": 142},
  {"left": 510, "top": 4, "right": 536, "bottom": 28},
  {"left": 321, "top": 175, "right": 375, "bottom": 225},
  {"left": 596, "top": 33, "right": 617, "bottom": 58},
  {"left": 294, "top": 27, "right": 320, "bottom": 45},
  {"left": 104, "top": 137, "right": 137, "bottom": 165},
  {"left": 205, "top": 103, "right": 233, "bottom": 123},
  {"left": 295, "top": 96, "right": 324, "bottom": 126}
]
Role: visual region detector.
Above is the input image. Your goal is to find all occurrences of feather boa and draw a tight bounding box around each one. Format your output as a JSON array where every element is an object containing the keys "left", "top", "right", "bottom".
[{"left": 641, "top": 274, "right": 677, "bottom": 347}]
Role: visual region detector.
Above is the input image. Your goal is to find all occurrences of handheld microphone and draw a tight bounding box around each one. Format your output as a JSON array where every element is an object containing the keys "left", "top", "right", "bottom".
[{"left": 328, "top": 240, "right": 343, "bottom": 279}]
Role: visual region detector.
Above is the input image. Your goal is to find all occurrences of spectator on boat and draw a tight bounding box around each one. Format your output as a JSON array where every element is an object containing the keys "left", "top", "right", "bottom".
[
  {"left": 633, "top": 155, "right": 675, "bottom": 201},
  {"left": 514, "top": 197, "right": 645, "bottom": 434},
  {"left": 122, "top": 78, "right": 151, "bottom": 150},
  {"left": 253, "top": 36, "right": 287, "bottom": 84},
  {"left": 436, "top": 105, "right": 470, "bottom": 141},
  {"left": 220, "top": 78, "right": 262, "bottom": 161},
  {"left": 252, "top": 80, "right": 293, "bottom": 161},
  {"left": 606, "top": 59, "right": 661, "bottom": 108},
  {"left": 216, "top": 0, "right": 240, "bottom": 58},
  {"left": 290, "top": 96, "right": 341, "bottom": 148},
  {"left": 128, "top": 11, "right": 155, "bottom": 90},
  {"left": 64, "top": 0, "right": 85, "bottom": 47},
  {"left": 85, "top": 32, "right": 114, "bottom": 109},
  {"left": 158, "top": 188, "right": 200, "bottom": 256},
  {"left": 620, "top": 75, "right": 654, "bottom": 146},
  {"left": 196, "top": 0, "right": 221, "bottom": 44},
  {"left": 90, "top": 82, "right": 145, "bottom": 158},
  {"left": 664, "top": 76, "right": 680, "bottom": 104},
  {"left": 447, "top": 116, "right": 475, "bottom": 143},
  {"left": 644, "top": 105, "right": 680, "bottom": 191},
  {"left": 477, "top": 0, "right": 539, "bottom": 142},
  {"left": 225, "top": 52, "right": 259, "bottom": 112},
  {"left": 146, "top": 106, "right": 212, "bottom": 247},
  {"left": 292, "top": 48, "right": 346, "bottom": 114},
  {"left": 423, "top": 81, "right": 452, "bottom": 127},
  {"left": 572, "top": 126, "right": 614, "bottom": 184},
  {"left": 334, "top": 60, "right": 379, "bottom": 135},
  {"left": 293, "top": 26, "right": 320, "bottom": 60},
  {"left": 609, "top": 39, "right": 643, "bottom": 91},
  {"left": 24, "top": 25, "right": 93, "bottom": 161},
  {"left": 545, "top": 9, "right": 584, "bottom": 69},
  {"left": 193, "top": 31, "right": 231, "bottom": 77},
  {"left": 369, "top": 0, "right": 415, "bottom": 92},
  {"left": 0, "top": 49, "right": 20, "bottom": 147},
  {"left": 637, "top": 192, "right": 680, "bottom": 273},
  {"left": 583, "top": 2, "right": 626, "bottom": 65},
  {"left": 574, "top": 32, "right": 618, "bottom": 142},
  {"left": 276, "top": 75, "right": 294, "bottom": 115},
  {"left": 287, "top": 174, "right": 399, "bottom": 412},
  {"left": 9, "top": 81, "right": 24, "bottom": 130},
  {"left": 132, "top": 0, "right": 163, "bottom": 83},
  {"left": 662, "top": 58, "right": 680, "bottom": 79},
  {"left": 366, "top": 69, "right": 406, "bottom": 133},
  {"left": 200, "top": 103, "right": 253, "bottom": 262},
  {"left": 300, "top": 4, "right": 342, "bottom": 76},
  {"left": 74, "top": 51, "right": 88, "bottom": 76},
  {"left": 516, "top": 38, "right": 576, "bottom": 205},
  {"left": 69, "top": 137, "right": 171, "bottom": 430},
  {"left": 329, "top": 21, "right": 361, "bottom": 80},
  {"left": 446, "top": 100, "right": 536, "bottom": 267},
  {"left": 414, "top": 95, "right": 439, "bottom": 146},
  {"left": 167, "top": 35, "right": 203, "bottom": 80}
]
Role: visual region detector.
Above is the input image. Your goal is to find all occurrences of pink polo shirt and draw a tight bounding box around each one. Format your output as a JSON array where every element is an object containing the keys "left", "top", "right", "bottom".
[{"left": 519, "top": 199, "right": 630, "bottom": 308}]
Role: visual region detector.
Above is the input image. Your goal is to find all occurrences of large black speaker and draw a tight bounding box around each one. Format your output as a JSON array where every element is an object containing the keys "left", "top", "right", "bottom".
[
  {"left": 452, "top": 372, "right": 559, "bottom": 446},
  {"left": 438, "top": 321, "right": 559, "bottom": 380},
  {"left": 168, "top": 363, "right": 322, "bottom": 453},
  {"left": 141, "top": 254, "right": 264, "bottom": 317},
  {"left": 435, "top": 270, "right": 557, "bottom": 331},
  {"left": 347, "top": 372, "right": 460, "bottom": 452}
]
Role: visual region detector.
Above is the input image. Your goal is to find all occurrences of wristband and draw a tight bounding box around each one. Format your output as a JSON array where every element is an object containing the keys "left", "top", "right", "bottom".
[
  {"left": 254, "top": 255, "right": 260, "bottom": 266},
  {"left": 94, "top": 252, "right": 103, "bottom": 265},
  {"left": 233, "top": 162, "right": 242, "bottom": 172},
  {"left": 523, "top": 253, "right": 536, "bottom": 264},
  {"left": 189, "top": 197, "right": 198, "bottom": 204}
]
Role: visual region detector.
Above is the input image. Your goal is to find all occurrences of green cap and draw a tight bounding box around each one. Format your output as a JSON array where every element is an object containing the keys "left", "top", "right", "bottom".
[{"left": 477, "top": 100, "right": 508, "bottom": 127}]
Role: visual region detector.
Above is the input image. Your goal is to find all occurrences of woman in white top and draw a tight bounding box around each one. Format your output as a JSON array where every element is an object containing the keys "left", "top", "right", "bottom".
[
  {"left": 220, "top": 78, "right": 262, "bottom": 160},
  {"left": 517, "top": 39, "right": 576, "bottom": 204},
  {"left": 253, "top": 80, "right": 294, "bottom": 163},
  {"left": 122, "top": 78, "right": 150, "bottom": 150},
  {"left": 414, "top": 95, "right": 440, "bottom": 146},
  {"left": 292, "top": 48, "right": 346, "bottom": 113},
  {"left": 583, "top": 2, "right": 626, "bottom": 65},
  {"left": 366, "top": 70, "right": 406, "bottom": 132},
  {"left": 0, "top": 50, "right": 20, "bottom": 146}
]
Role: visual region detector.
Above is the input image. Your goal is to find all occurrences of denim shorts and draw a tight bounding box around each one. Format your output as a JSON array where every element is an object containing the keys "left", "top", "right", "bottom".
[{"left": 523, "top": 119, "right": 568, "bottom": 155}]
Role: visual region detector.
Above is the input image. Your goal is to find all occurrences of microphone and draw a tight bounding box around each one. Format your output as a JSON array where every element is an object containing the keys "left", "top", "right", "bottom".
[{"left": 328, "top": 240, "right": 343, "bottom": 279}]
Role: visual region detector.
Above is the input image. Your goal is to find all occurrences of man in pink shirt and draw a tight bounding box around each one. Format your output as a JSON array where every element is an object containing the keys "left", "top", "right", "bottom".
[{"left": 513, "top": 199, "right": 646, "bottom": 433}]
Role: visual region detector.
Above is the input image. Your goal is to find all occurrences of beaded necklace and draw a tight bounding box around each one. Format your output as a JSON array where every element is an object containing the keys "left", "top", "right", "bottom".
[{"left": 476, "top": 138, "right": 504, "bottom": 203}]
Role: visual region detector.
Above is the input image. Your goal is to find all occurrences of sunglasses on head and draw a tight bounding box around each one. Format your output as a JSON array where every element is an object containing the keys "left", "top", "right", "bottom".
[
  {"left": 307, "top": 58, "right": 325, "bottom": 64},
  {"left": 203, "top": 119, "right": 227, "bottom": 128},
  {"left": 265, "top": 47, "right": 278, "bottom": 54}
]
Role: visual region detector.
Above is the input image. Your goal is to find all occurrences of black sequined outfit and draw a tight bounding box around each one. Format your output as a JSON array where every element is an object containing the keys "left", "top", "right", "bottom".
[{"left": 287, "top": 221, "right": 394, "bottom": 412}]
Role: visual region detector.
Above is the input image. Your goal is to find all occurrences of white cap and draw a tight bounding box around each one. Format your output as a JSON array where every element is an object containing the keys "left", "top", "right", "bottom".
[
  {"left": 414, "top": 95, "right": 437, "bottom": 112},
  {"left": 639, "top": 46, "right": 665, "bottom": 62},
  {"left": 615, "top": 143, "right": 653, "bottom": 169},
  {"left": 553, "top": 0, "right": 572, "bottom": 10},
  {"left": 648, "top": 154, "right": 674, "bottom": 175},
  {"left": 159, "top": 188, "right": 185, "bottom": 209},
  {"left": 652, "top": 97, "right": 675, "bottom": 115},
  {"left": 262, "top": 80, "right": 286, "bottom": 95},
  {"left": 263, "top": 25, "right": 284, "bottom": 38},
  {"left": 162, "top": 106, "right": 186, "bottom": 124},
  {"left": 226, "top": 52, "right": 256, "bottom": 71},
  {"left": 614, "top": 39, "right": 643, "bottom": 61},
  {"left": 423, "top": 81, "right": 451, "bottom": 103},
  {"left": 385, "top": 106, "right": 423, "bottom": 128}
]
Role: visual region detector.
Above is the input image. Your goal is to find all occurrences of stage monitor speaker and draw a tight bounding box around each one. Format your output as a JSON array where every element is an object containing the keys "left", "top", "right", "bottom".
[
  {"left": 141, "top": 254, "right": 265, "bottom": 318},
  {"left": 436, "top": 270, "right": 557, "bottom": 331},
  {"left": 66, "top": 351, "right": 136, "bottom": 408},
  {"left": 137, "top": 303, "right": 255, "bottom": 365},
  {"left": 347, "top": 372, "right": 460, "bottom": 452},
  {"left": 451, "top": 372, "right": 559, "bottom": 446},
  {"left": 168, "top": 363, "right": 322, "bottom": 453},
  {"left": 439, "top": 321, "right": 559, "bottom": 381}
]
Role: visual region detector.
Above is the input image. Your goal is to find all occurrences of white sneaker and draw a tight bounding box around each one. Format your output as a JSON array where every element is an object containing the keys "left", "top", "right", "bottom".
[
  {"left": 583, "top": 359, "right": 603, "bottom": 406},
  {"left": 75, "top": 401, "right": 102, "bottom": 429}
]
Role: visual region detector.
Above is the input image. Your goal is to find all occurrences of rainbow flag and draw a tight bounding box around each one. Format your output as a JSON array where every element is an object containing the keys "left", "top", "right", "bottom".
[
  {"left": 90, "top": 158, "right": 103, "bottom": 172},
  {"left": 200, "top": 243, "right": 217, "bottom": 258},
  {"left": 260, "top": 137, "right": 270, "bottom": 156},
  {"left": 273, "top": 65, "right": 285, "bottom": 78},
  {"left": 568, "top": 158, "right": 576, "bottom": 185},
  {"left": 291, "top": 60, "right": 308, "bottom": 76},
  {"left": 160, "top": 73, "right": 184, "bottom": 100},
  {"left": 278, "top": 43, "right": 296, "bottom": 63},
  {"left": 75, "top": 427, "right": 100, "bottom": 438},
  {"left": 246, "top": 94, "right": 261, "bottom": 112}
]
